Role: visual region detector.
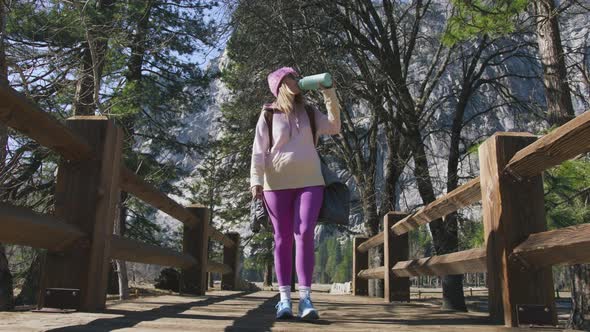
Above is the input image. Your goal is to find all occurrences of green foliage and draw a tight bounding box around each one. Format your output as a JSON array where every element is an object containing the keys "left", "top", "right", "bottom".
[
  {"left": 458, "top": 217, "right": 484, "bottom": 250},
  {"left": 314, "top": 235, "right": 352, "bottom": 283},
  {"left": 444, "top": 0, "right": 529, "bottom": 46},
  {"left": 544, "top": 159, "right": 590, "bottom": 229},
  {"left": 409, "top": 225, "right": 433, "bottom": 259}
]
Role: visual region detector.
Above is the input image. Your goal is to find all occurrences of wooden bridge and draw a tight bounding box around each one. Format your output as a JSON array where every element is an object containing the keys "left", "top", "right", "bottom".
[{"left": 1, "top": 85, "right": 590, "bottom": 331}]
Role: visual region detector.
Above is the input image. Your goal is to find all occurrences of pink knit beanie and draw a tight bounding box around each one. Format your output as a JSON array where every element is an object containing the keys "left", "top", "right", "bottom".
[{"left": 267, "top": 67, "right": 299, "bottom": 97}]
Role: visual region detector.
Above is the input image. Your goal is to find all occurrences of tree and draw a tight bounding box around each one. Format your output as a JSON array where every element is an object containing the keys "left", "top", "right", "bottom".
[
  {"left": 533, "top": 0, "right": 576, "bottom": 125},
  {"left": 0, "top": 0, "right": 13, "bottom": 311}
]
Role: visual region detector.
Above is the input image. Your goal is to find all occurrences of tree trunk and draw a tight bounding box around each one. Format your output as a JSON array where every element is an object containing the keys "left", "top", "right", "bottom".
[
  {"left": 113, "top": 192, "right": 129, "bottom": 300},
  {"left": 263, "top": 261, "right": 273, "bottom": 287},
  {"left": 0, "top": 1, "right": 13, "bottom": 312},
  {"left": 535, "top": 2, "right": 587, "bottom": 326},
  {"left": 14, "top": 252, "right": 41, "bottom": 306},
  {"left": 568, "top": 264, "right": 590, "bottom": 330},
  {"left": 408, "top": 120, "right": 467, "bottom": 311},
  {"left": 533, "top": 0, "right": 575, "bottom": 126},
  {"left": 0, "top": 245, "right": 12, "bottom": 311},
  {"left": 72, "top": 0, "right": 115, "bottom": 116},
  {"left": 359, "top": 183, "right": 382, "bottom": 297}
]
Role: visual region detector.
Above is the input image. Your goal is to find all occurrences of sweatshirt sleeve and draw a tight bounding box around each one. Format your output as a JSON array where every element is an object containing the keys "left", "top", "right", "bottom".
[
  {"left": 315, "top": 87, "right": 341, "bottom": 135},
  {"left": 250, "top": 111, "right": 270, "bottom": 188}
]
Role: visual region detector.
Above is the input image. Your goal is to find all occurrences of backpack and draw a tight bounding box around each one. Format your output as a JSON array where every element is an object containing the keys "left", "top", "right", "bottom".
[{"left": 261, "top": 103, "right": 350, "bottom": 226}]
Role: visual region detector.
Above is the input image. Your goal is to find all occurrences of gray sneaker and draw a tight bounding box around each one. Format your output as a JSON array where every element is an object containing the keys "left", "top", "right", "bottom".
[
  {"left": 298, "top": 297, "right": 319, "bottom": 320},
  {"left": 275, "top": 299, "right": 293, "bottom": 319}
]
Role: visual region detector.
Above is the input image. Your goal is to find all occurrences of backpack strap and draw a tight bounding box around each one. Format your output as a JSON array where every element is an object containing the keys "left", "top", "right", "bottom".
[
  {"left": 262, "top": 107, "right": 274, "bottom": 152},
  {"left": 304, "top": 104, "right": 317, "bottom": 147}
]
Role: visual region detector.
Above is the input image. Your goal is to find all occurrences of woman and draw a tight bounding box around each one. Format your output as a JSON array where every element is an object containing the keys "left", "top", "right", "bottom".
[{"left": 250, "top": 67, "right": 341, "bottom": 320}]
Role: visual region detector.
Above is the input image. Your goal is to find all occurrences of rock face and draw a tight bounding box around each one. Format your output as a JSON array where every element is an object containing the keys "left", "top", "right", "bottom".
[{"left": 330, "top": 282, "right": 352, "bottom": 295}]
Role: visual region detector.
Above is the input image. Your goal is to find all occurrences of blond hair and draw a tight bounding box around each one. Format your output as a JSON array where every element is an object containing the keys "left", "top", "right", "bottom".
[{"left": 275, "top": 82, "right": 303, "bottom": 115}]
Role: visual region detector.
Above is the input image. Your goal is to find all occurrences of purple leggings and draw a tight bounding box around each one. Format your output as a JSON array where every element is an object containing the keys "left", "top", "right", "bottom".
[{"left": 263, "top": 185, "right": 324, "bottom": 287}]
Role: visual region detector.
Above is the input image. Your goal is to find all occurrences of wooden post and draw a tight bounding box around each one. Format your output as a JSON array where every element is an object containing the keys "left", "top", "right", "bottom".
[
  {"left": 384, "top": 212, "right": 410, "bottom": 302},
  {"left": 479, "top": 132, "right": 556, "bottom": 327},
  {"left": 353, "top": 237, "right": 368, "bottom": 296},
  {"left": 221, "top": 233, "right": 239, "bottom": 290},
  {"left": 38, "top": 116, "right": 123, "bottom": 311},
  {"left": 181, "top": 205, "right": 209, "bottom": 295}
]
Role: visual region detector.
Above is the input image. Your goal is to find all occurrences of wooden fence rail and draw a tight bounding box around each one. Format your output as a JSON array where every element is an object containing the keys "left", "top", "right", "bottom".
[
  {"left": 0, "top": 87, "right": 93, "bottom": 161},
  {"left": 0, "top": 202, "right": 85, "bottom": 251},
  {"left": 352, "top": 112, "right": 590, "bottom": 328},
  {"left": 390, "top": 248, "right": 487, "bottom": 278},
  {"left": 0, "top": 86, "right": 240, "bottom": 312}
]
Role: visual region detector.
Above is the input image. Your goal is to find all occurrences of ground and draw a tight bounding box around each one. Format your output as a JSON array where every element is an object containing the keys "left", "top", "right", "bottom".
[{"left": 0, "top": 287, "right": 580, "bottom": 332}]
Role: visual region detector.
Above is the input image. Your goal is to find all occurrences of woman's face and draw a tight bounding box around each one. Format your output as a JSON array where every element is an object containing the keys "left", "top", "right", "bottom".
[{"left": 282, "top": 75, "right": 301, "bottom": 95}]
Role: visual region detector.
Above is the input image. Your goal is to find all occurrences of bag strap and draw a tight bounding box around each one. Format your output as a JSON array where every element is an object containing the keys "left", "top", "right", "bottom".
[
  {"left": 263, "top": 108, "right": 274, "bottom": 153},
  {"left": 304, "top": 104, "right": 317, "bottom": 147}
]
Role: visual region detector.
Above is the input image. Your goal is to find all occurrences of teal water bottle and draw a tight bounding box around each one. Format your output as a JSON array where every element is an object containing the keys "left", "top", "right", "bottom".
[{"left": 297, "top": 73, "right": 333, "bottom": 90}]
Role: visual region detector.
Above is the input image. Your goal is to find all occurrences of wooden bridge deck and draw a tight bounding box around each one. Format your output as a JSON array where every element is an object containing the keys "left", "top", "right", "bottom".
[{"left": 0, "top": 291, "right": 570, "bottom": 332}]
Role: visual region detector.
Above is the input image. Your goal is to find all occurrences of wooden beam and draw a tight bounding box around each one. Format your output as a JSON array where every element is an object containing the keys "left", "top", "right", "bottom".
[
  {"left": 383, "top": 212, "right": 410, "bottom": 302},
  {"left": 0, "top": 202, "right": 85, "bottom": 251},
  {"left": 357, "top": 266, "right": 386, "bottom": 280},
  {"left": 479, "top": 132, "right": 556, "bottom": 327},
  {"left": 208, "top": 227, "right": 236, "bottom": 248},
  {"left": 120, "top": 167, "right": 198, "bottom": 228},
  {"left": 391, "top": 248, "right": 487, "bottom": 277},
  {"left": 0, "top": 87, "right": 93, "bottom": 161},
  {"left": 511, "top": 223, "right": 590, "bottom": 268},
  {"left": 356, "top": 232, "right": 383, "bottom": 253},
  {"left": 221, "top": 233, "right": 240, "bottom": 290},
  {"left": 110, "top": 235, "right": 197, "bottom": 269},
  {"left": 181, "top": 205, "right": 209, "bottom": 296},
  {"left": 391, "top": 177, "right": 481, "bottom": 235},
  {"left": 505, "top": 111, "right": 590, "bottom": 178},
  {"left": 352, "top": 237, "right": 368, "bottom": 295},
  {"left": 39, "top": 117, "right": 123, "bottom": 312},
  {"left": 207, "top": 262, "right": 232, "bottom": 275}
]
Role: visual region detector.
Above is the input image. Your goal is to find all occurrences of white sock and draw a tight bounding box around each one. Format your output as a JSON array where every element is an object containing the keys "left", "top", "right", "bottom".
[
  {"left": 278, "top": 286, "right": 291, "bottom": 302},
  {"left": 299, "top": 286, "right": 311, "bottom": 300}
]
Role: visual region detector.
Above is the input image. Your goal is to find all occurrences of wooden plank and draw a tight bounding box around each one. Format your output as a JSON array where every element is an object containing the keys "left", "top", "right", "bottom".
[
  {"left": 120, "top": 166, "right": 198, "bottom": 228},
  {"left": 0, "top": 202, "right": 85, "bottom": 251},
  {"left": 511, "top": 223, "right": 590, "bottom": 268},
  {"left": 479, "top": 132, "right": 556, "bottom": 327},
  {"left": 110, "top": 235, "right": 197, "bottom": 269},
  {"left": 357, "top": 266, "right": 386, "bottom": 280},
  {"left": 207, "top": 262, "right": 233, "bottom": 275},
  {"left": 505, "top": 111, "right": 590, "bottom": 178},
  {"left": 221, "top": 233, "right": 240, "bottom": 290},
  {"left": 39, "top": 117, "right": 123, "bottom": 312},
  {"left": 356, "top": 232, "right": 383, "bottom": 253},
  {"left": 391, "top": 177, "right": 481, "bottom": 235},
  {"left": 209, "top": 227, "right": 236, "bottom": 248},
  {"left": 352, "top": 237, "right": 368, "bottom": 295},
  {"left": 0, "top": 87, "right": 93, "bottom": 161},
  {"left": 181, "top": 205, "right": 209, "bottom": 296},
  {"left": 391, "top": 248, "right": 487, "bottom": 277},
  {"left": 383, "top": 212, "right": 410, "bottom": 302}
]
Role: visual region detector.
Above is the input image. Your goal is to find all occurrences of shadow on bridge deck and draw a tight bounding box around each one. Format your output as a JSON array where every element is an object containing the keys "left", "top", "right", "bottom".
[{"left": 0, "top": 291, "right": 569, "bottom": 331}]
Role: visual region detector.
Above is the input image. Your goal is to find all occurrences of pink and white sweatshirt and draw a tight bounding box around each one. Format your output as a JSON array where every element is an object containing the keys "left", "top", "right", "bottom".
[{"left": 250, "top": 88, "right": 341, "bottom": 191}]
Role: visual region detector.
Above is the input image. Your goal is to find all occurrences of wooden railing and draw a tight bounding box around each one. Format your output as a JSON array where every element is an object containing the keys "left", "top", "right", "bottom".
[
  {"left": 352, "top": 111, "right": 590, "bottom": 327},
  {"left": 0, "top": 86, "right": 239, "bottom": 312}
]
